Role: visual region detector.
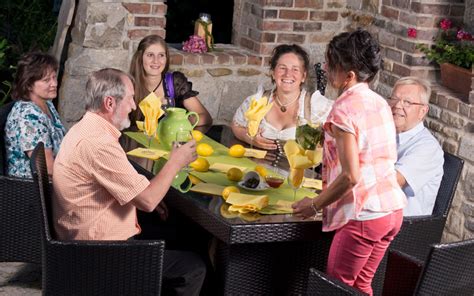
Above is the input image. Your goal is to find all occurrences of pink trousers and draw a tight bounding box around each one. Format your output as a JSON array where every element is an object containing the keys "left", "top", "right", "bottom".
[{"left": 326, "top": 210, "right": 403, "bottom": 295}]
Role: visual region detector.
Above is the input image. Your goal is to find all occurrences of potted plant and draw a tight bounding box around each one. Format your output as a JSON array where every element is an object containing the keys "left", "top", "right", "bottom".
[{"left": 408, "top": 19, "right": 474, "bottom": 98}]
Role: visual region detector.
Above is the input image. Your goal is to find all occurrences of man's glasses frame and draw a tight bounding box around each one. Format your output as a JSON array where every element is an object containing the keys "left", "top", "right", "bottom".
[{"left": 387, "top": 97, "right": 426, "bottom": 108}]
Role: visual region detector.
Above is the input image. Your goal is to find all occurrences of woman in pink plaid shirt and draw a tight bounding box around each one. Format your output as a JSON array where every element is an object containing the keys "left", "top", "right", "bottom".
[{"left": 293, "top": 29, "right": 406, "bottom": 295}]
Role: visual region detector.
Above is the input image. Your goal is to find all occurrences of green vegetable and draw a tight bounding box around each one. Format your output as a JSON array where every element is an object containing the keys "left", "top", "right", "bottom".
[{"left": 295, "top": 124, "right": 324, "bottom": 150}]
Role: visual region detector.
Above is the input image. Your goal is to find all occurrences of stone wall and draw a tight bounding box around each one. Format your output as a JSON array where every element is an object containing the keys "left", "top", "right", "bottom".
[{"left": 58, "top": 0, "right": 473, "bottom": 240}]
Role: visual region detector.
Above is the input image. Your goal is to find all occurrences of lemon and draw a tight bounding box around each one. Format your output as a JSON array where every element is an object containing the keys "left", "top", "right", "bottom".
[
  {"left": 221, "top": 186, "right": 240, "bottom": 200},
  {"left": 188, "top": 174, "right": 202, "bottom": 185},
  {"left": 228, "top": 144, "right": 246, "bottom": 158},
  {"left": 196, "top": 143, "right": 214, "bottom": 156},
  {"left": 191, "top": 130, "right": 203, "bottom": 142},
  {"left": 227, "top": 167, "right": 243, "bottom": 182},
  {"left": 189, "top": 157, "right": 210, "bottom": 172},
  {"left": 254, "top": 165, "right": 268, "bottom": 177}
]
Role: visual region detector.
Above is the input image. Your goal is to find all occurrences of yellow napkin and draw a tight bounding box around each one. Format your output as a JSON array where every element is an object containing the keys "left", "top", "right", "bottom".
[
  {"left": 127, "top": 148, "right": 168, "bottom": 160},
  {"left": 136, "top": 121, "right": 145, "bottom": 131},
  {"left": 244, "top": 96, "right": 273, "bottom": 137},
  {"left": 209, "top": 163, "right": 247, "bottom": 173},
  {"left": 226, "top": 192, "right": 269, "bottom": 213},
  {"left": 244, "top": 148, "right": 267, "bottom": 159},
  {"left": 139, "top": 92, "right": 164, "bottom": 137},
  {"left": 190, "top": 182, "right": 225, "bottom": 196},
  {"left": 302, "top": 178, "right": 323, "bottom": 190},
  {"left": 284, "top": 140, "right": 314, "bottom": 169}
]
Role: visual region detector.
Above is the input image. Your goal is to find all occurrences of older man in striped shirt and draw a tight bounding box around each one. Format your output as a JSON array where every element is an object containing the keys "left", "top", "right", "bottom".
[{"left": 53, "top": 68, "right": 205, "bottom": 296}]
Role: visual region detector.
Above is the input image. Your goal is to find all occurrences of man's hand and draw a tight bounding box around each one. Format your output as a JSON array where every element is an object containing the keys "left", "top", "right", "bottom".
[{"left": 169, "top": 139, "right": 197, "bottom": 169}]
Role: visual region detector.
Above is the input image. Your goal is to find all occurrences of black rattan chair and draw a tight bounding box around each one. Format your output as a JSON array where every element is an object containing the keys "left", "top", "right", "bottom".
[
  {"left": 308, "top": 239, "right": 474, "bottom": 296},
  {"left": 371, "top": 151, "right": 464, "bottom": 295},
  {"left": 30, "top": 143, "right": 165, "bottom": 295},
  {"left": 382, "top": 239, "right": 474, "bottom": 295},
  {"left": 0, "top": 101, "right": 41, "bottom": 263}
]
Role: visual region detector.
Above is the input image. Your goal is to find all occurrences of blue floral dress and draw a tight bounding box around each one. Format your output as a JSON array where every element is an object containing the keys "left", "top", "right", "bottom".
[{"left": 4, "top": 100, "right": 66, "bottom": 178}]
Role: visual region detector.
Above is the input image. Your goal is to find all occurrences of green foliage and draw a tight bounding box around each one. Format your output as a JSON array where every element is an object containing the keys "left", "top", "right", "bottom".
[
  {"left": 0, "top": 0, "right": 57, "bottom": 106},
  {"left": 418, "top": 39, "right": 474, "bottom": 70},
  {"left": 416, "top": 24, "right": 474, "bottom": 70},
  {"left": 0, "top": 0, "right": 57, "bottom": 64}
]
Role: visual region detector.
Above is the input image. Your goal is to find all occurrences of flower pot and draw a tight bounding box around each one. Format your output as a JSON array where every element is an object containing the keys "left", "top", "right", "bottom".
[{"left": 440, "top": 63, "right": 474, "bottom": 100}]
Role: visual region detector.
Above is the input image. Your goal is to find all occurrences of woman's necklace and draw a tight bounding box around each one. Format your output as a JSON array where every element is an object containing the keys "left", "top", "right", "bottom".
[
  {"left": 274, "top": 91, "right": 300, "bottom": 112},
  {"left": 149, "top": 77, "right": 163, "bottom": 93}
]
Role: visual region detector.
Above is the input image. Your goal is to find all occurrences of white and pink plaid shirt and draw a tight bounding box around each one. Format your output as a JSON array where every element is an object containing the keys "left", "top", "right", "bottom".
[{"left": 322, "top": 83, "right": 406, "bottom": 232}]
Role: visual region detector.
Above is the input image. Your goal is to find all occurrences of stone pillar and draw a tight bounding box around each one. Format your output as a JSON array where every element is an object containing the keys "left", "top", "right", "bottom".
[{"left": 59, "top": 0, "right": 166, "bottom": 128}]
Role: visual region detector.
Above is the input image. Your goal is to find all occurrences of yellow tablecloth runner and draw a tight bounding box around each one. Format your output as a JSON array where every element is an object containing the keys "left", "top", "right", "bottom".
[{"left": 125, "top": 131, "right": 318, "bottom": 214}]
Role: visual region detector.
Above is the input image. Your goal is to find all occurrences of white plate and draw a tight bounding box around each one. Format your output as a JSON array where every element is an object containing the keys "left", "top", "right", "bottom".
[{"left": 237, "top": 180, "right": 270, "bottom": 191}]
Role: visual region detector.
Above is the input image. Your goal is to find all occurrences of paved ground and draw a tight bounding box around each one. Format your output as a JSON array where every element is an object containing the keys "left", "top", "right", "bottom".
[{"left": 0, "top": 263, "right": 41, "bottom": 295}]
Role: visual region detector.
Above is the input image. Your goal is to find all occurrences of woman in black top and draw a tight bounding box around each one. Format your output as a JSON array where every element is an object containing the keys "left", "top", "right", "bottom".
[{"left": 129, "top": 34, "right": 212, "bottom": 131}]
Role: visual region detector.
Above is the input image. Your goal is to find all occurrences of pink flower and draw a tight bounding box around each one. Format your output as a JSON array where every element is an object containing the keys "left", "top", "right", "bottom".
[
  {"left": 440, "top": 19, "right": 452, "bottom": 31},
  {"left": 407, "top": 28, "right": 417, "bottom": 38},
  {"left": 456, "top": 30, "right": 473, "bottom": 40},
  {"left": 182, "top": 35, "right": 208, "bottom": 53}
]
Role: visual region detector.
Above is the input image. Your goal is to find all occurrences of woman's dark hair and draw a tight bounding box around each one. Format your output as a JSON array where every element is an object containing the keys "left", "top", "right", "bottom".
[
  {"left": 326, "top": 29, "right": 382, "bottom": 83},
  {"left": 269, "top": 44, "right": 310, "bottom": 79},
  {"left": 11, "top": 52, "right": 59, "bottom": 101}
]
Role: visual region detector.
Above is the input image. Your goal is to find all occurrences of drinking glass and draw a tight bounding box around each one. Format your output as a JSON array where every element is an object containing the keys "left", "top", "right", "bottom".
[
  {"left": 287, "top": 169, "right": 304, "bottom": 201},
  {"left": 246, "top": 121, "right": 258, "bottom": 149},
  {"left": 175, "top": 130, "right": 193, "bottom": 172}
]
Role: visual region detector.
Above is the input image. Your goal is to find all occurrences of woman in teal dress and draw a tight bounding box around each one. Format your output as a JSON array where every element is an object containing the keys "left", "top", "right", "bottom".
[{"left": 4, "top": 52, "right": 66, "bottom": 178}]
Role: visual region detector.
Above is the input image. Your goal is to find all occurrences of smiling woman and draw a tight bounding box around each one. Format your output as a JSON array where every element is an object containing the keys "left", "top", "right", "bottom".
[
  {"left": 4, "top": 52, "right": 66, "bottom": 178},
  {"left": 231, "top": 44, "right": 333, "bottom": 151}
]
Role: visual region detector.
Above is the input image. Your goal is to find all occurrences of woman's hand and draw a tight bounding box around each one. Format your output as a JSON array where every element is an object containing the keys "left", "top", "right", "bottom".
[
  {"left": 252, "top": 132, "right": 277, "bottom": 150},
  {"left": 292, "top": 197, "right": 318, "bottom": 219}
]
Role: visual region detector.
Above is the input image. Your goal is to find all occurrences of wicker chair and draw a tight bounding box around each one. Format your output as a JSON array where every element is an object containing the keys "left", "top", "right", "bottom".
[
  {"left": 30, "top": 142, "right": 165, "bottom": 295},
  {"left": 308, "top": 239, "right": 474, "bottom": 296},
  {"left": 371, "top": 151, "right": 464, "bottom": 295},
  {"left": 0, "top": 101, "right": 41, "bottom": 263},
  {"left": 383, "top": 239, "right": 474, "bottom": 296}
]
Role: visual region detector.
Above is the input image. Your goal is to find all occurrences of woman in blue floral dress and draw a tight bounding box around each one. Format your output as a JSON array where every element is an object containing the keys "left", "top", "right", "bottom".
[{"left": 4, "top": 52, "right": 66, "bottom": 178}]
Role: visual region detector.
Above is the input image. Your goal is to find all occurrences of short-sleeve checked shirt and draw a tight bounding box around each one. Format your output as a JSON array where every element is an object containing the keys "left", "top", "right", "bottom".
[
  {"left": 53, "top": 112, "right": 150, "bottom": 240},
  {"left": 322, "top": 83, "right": 406, "bottom": 232},
  {"left": 4, "top": 100, "right": 66, "bottom": 178}
]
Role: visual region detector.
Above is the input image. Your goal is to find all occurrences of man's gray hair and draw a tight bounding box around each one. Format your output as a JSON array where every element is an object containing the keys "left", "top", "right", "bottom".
[
  {"left": 85, "top": 68, "right": 134, "bottom": 111},
  {"left": 393, "top": 76, "right": 431, "bottom": 104}
]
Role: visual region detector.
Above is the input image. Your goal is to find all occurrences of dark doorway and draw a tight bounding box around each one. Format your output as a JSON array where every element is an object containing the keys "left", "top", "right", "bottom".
[{"left": 165, "top": 0, "right": 234, "bottom": 44}]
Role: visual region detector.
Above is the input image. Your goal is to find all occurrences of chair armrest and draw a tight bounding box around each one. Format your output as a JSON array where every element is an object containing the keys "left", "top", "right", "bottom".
[
  {"left": 43, "top": 239, "right": 165, "bottom": 295},
  {"left": 307, "top": 268, "right": 366, "bottom": 295},
  {"left": 382, "top": 249, "right": 424, "bottom": 296},
  {"left": 391, "top": 216, "right": 446, "bottom": 260}
]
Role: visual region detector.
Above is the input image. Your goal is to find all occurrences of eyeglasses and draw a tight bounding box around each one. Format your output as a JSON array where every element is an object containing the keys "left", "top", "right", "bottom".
[{"left": 387, "top": 97, "right": 426, "bottom": 108}]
